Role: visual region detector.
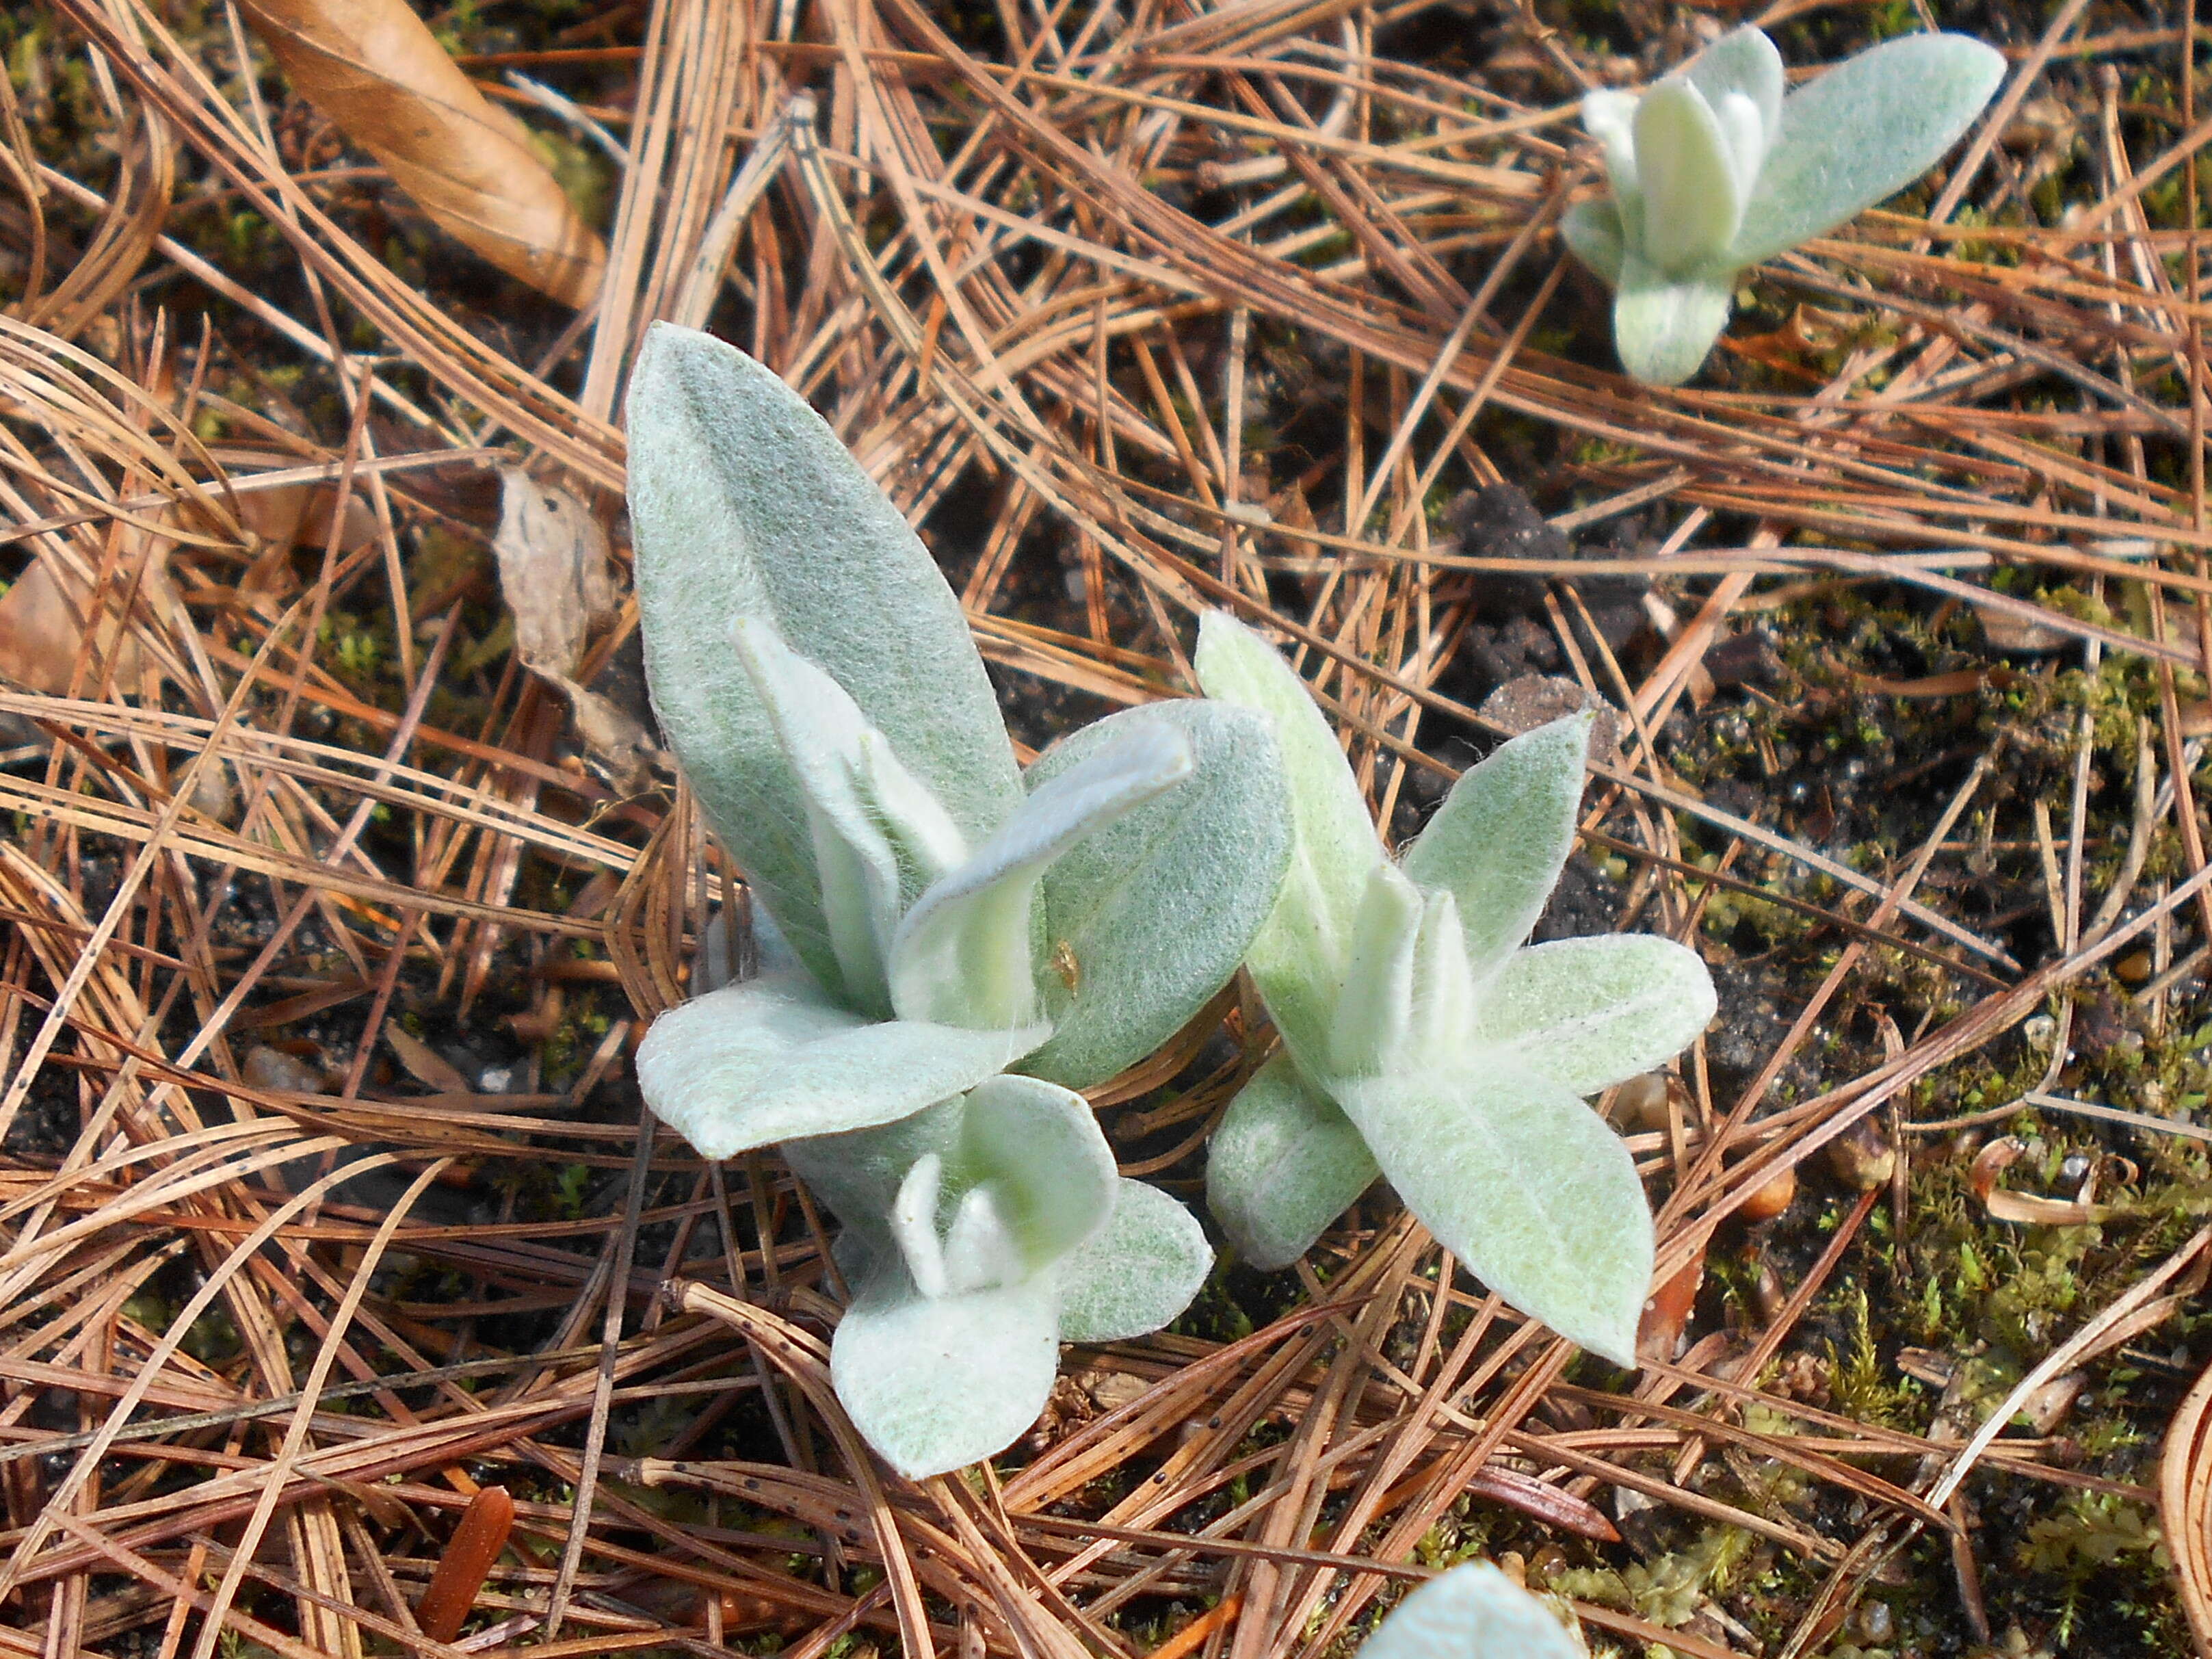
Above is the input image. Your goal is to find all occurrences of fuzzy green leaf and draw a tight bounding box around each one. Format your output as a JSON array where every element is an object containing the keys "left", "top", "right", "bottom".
[
  {"left": 1018, "top": 700, "right": 1291, "bottom": 1090},
  {"left": 1683, "top": 25, "right": 1783, "bottom": 156},
  {"left": 1730, "top": 33, "right": 2005, "bottom": 267},
  {"left": 627, "top": 324, "right": 1022, "bottom": 993},
  {"left": 1581, "top": 90, "right": 1642, "bottom": 211},
  {"left": 950, "top": 1075, "right": 1118, "bottom": 1272},
  {"left": 1192, "top": 613, "right": 1382, "bottom": 1066},
  {"left": 829, "top": 1259, "right": 1060, "bottom": 1478},
  {"left": 733, "top": 617, "right": 966, "bottom": 1015},
  {"left": 1633, "top": 79, "right": 1744, "bottom": 274},
  {"left": 1609, "top": 257, "right": 1735, "bottom": 387},
  {"left": 891, "top": 720, "right": 1190, "bottom": 1030},
  {"left": 1472, "top": 934, "right": 1717, "bottom": 1095},
  {"left": 1335, "top": 1061, "right": 1653, "bottom": 1366},
  {"left": 1205, "top": 1049, "right": 1378, "bottom": 1272},
  {"left": 1560, "top": 198, "right": 1627, "bottom": 289},
  {"left": 1360, "top": 1563, "right": 1586, "bottom": 1659},
  {"left": 1055, "top": 1178, "right": 1214, "bottom": 1343},
  {"left": 1399, "top": 713, "right": 1591, "bottom": 982},
  {"left": 635, "top": 974, "right": 1045, "bottom": 1160}
]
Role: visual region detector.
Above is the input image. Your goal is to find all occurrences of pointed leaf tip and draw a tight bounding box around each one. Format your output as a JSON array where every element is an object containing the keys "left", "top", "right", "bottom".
[
  {"left": 1399, "top": 711, "right": 1592, "bottom": 982},
  {"left": 1474, "top": 933, "right": 1717, "bottom": 1096}
]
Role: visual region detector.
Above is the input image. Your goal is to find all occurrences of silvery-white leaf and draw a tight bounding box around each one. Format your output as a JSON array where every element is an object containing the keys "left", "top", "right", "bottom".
[
  {"left": 890, "top": 1151, "right": 951, "bottom": 1297},
  {"left": 1579, "top": 90, "right": 1643, "bottom": 241},
  {"left": 1325, "top": 861, "right": 1423, "bottom": 1080},
  {"left": 1335, "top": 1061, "right": 1653, "bottom": 1367},
  {"left": 734, "top": 617, "right": 965, "bottom": 1014},
  {"left": 1633, "top": 79, "right": 1744, "bottom": 274},
  {"left": 1055, "top": 1178, "right": 1213, "bottom": 1343},
  {"left": 952, "top": 1074, "right": 1117, "bottom": 1272},
  {"left": 829, "top": 1255, "right": 1060, "bottom": 1478},
  {"left": 891, "top": 720, "right": 1191, "bottom": 1030},
  {"left": 1730, "top": 33, "right": 2004, "bottom": 267},
  {"left": 1683, "top": 25, "right": 1783, "bottom": 156},
  {"left": 627, "top": 325, "right": 1022, "bottom": 990},
  {"left": 1471, "top": 934, "right": 1717, "bottom": 1095},
  {"left": 783, "top": 1097, "right": 963, "bottom": 1233},
  {"left": 751, "top": 901, "right": 802, "bottom": 976},
  {"left": 1193, "top": 613, "right": 1383, "bottom": 1067},
  {"left": 1205, "top": 1049, "right": 1378, "bottom": 1272},
  {"left": 1399, "top": 887, "right": 1482, "bottom": 1071},
  {"left": 1559, "top": 198, "right": 1626, "bottom": 289},
  {"left": 1020, "top": 701, "right": 1291, "bottom": 1089},
  {"left": 635, "top": 974, "right": 1047, "bottom": 1159},
  {"left": 1399, "top": 713, "right": 1590, "bottom": 983},
  {"left": 1360, "top": 1563, "right": 1587, "bottom": 1659},
  {"left": 940, "top": 1184, "right": 1027, "bottom": 1295},
  {"left": 1711, "top": 90, "right": 1767, "bottom": 196},
  {"left": 1610, "top": 257, "right": 1735, "bottom": 386}
]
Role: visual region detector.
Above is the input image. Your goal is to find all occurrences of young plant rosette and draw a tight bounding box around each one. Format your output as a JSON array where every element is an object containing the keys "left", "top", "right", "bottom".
[
  {"left": 1195, "top": 614, "right": 1715, "bottom": 1366},
  {"left": 626, "top": 324, "right": 1291, "bottom": 1476},
  {"left": 1563, "top": 25, "right": 2005, "bottom": 385},
  {"left": 780, "top": 1075, "right": 1217, "bottom": 1480}
]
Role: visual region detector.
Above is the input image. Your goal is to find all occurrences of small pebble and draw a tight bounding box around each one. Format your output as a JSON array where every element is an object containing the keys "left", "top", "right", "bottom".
[
  {"left": 1611, "top": 1071, "right": 1670, "bottom": 1132},
  {"left": 1852, "top": 1599, "right": 1894, "bottom": 1644},
  {"left": 1739, "top": 1164, "right": 1796, "bottom": 1223},
  {"left": 1827, "top": 1118, "right": 1897, "bottom": 1192},
  {"left": 244, "top": 1045, "right": 322, "bottom": 1094},
  {"left": 1752, "top": 1256, "right": 1787, "bottom": 1325}
]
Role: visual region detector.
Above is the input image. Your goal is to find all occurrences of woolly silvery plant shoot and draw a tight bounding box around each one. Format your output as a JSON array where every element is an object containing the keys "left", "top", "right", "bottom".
[
  {"left": 627, "top": 324, "right": 1291, "bottom": 1152},
  {"left": 1195, "top": 614, "right": 1715, "bottom": 1366},
  {"left": 1562, "top": 25, "right": 2005, "bottom": 385},
  {"left": 780, "top": 1075, "right": 1209, "bottom": 1478},
  {"left": 626, "top": 325, "right": 1289, "bottom": 1474},
  {"left": 1360, "top": 1563, "right": 1585, "bottom": 1659}
]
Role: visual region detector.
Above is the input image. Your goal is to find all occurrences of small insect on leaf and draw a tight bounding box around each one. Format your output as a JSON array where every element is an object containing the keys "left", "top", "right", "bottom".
[{"left": 1051, "top": 939, "right": 1081, "bottom": 993}]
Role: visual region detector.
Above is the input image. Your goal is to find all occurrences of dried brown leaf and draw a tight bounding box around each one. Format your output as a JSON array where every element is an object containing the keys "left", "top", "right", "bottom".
[
  {"left": 384, "top": 1023, "right": 474, "bottom": 1095},
  {"left": 0, "top": 556, "right": 144, "bottom": 696},
  {"left": 237, "top": 0, "right": 606, "bottom": 305},
  {"left": 236, "top": 482, "right": 378, "bottom": 593},
  {"left": 544, "top": 672, "right": 660, "bottom": 796},
  {"left": 492, "top": 467, "right": 616, "bottom": 679}
]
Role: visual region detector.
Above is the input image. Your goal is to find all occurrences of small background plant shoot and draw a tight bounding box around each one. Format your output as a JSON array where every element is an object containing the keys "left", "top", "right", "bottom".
[{"left": 1563, "top": 25, "right": 2005, "bottom": 384}]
